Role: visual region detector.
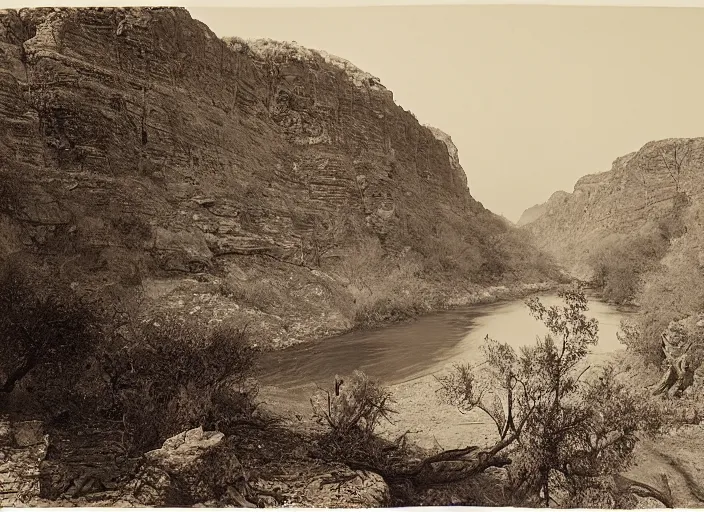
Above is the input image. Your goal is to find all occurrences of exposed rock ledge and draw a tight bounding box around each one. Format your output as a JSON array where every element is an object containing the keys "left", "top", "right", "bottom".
[{"left": 0, "top": 422, "right": 390, "bottom": 508}]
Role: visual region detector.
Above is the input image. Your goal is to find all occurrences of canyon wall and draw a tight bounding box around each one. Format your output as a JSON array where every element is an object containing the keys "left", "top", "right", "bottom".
[
  {"left": 520, "top": 138, "right": 704, "bottom": 280},
  {"left": 0, "top": 7, "right": 553, "bottom": 347}
]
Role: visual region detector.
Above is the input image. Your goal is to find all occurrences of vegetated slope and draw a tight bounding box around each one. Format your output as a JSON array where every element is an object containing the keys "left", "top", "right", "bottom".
[
  {"left": 520, "top": 138, "right": 704, "bottom": 281},
  {"left": 0, "top": 7, "right": 556, "bottom": 348},
  {"left": 521, "top": 137, "right": 704, "bottom": 363}
]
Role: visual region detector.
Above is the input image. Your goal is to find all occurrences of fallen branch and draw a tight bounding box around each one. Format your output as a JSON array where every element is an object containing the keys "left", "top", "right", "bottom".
[{"left": 614, "top": 474, "right": 673, "bottom": 508}]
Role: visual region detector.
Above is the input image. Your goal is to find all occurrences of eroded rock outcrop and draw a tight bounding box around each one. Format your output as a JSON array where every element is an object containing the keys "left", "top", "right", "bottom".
[
  {"left": 121, "top": 427, "right": 250, "bottom": 507},
  {"left": 303, "top": 468, "right": 390, "bottom": 508},
  {"left": 0, "top": 419, "right": 49, "bottom": 507},
  {"left": 652, "top": 314, "right": 704, "bottom": 397}
]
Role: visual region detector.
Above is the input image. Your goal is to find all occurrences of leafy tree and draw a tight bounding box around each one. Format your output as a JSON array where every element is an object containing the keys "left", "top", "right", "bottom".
[{"left": 438, "top": 289, "right": 662, "bottom": 506}]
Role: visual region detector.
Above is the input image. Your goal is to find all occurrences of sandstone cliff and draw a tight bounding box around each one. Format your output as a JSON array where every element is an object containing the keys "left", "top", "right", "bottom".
[
  {"left": 0, "top": 7, "right": 553, "bottom": 348},
  {"left": 519, "top": 138, "right": 704, "bottom": 279}
]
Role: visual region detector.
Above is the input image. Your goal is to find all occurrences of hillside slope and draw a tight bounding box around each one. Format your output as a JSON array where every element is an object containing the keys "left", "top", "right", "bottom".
[
  {"left": 0, "top": 7, "right": 555, "bottom": 348},
  {"left": 520, "top": 138, "right": 704, "bottom": 280}
]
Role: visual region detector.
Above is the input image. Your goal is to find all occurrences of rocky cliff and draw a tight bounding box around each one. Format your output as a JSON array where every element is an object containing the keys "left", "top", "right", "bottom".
[
  {"left": 519, "top": 138, "right": 704, "bottom": 279},
  {"left": 0, "top": 7, "right": 553, "bottom": 348}
]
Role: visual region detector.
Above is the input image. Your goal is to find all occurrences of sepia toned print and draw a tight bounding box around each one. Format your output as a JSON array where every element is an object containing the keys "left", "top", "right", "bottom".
[{"left": 0, "top": 2, "right": 703, "bottom": 508}]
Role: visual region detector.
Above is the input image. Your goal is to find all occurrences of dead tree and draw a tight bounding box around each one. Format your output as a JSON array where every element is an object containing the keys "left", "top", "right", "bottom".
[
  {"left": 652, "top": 327, "right": 697, "bottom": 397},
  {"left": 640, "top": 140, "right": 693, "bottom": 194}
]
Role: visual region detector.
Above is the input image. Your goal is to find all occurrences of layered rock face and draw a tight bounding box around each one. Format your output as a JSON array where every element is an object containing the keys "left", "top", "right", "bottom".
[
  {"left": 0, "top": 7, "right": 545, "bottom": 346},
  {"left": 519, "top": 138, "right": 704, "bottom": 278}
]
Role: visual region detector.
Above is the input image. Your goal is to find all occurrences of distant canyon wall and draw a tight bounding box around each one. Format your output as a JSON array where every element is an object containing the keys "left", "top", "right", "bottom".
[{"left": 520, "top": 138, "right": 704, "bottom": 280}]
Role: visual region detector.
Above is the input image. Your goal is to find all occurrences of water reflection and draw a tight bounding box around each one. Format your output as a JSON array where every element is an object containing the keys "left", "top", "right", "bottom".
[{"left": 257, "top": 295, "right": 633, "bottom": 391}]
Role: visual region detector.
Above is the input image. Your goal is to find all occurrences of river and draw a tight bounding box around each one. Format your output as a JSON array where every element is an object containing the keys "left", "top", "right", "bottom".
[
  {"left": 257, "top": 293, "right": 636, "bottom": 448},
  {"left": 257, "top": 294, "right": 634, "bottom": 393}
]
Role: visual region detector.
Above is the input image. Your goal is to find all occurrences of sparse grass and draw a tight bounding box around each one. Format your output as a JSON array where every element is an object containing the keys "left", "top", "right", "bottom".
[{"left": 218, "top": 277, "right": 285, "bottom": 314}]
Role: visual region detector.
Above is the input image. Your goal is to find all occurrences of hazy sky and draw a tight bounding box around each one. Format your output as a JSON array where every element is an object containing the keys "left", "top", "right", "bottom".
[{"left": 188, "top": 5, "right": 704, "bottom": 222}]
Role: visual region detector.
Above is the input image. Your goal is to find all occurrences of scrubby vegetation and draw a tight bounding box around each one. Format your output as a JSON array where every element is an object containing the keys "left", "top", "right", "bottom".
[
  {"left": 587, "top": 226, "right": 669, "bottom": 305},
  {"left": 307, "top": 290, "right": 665, "bottom": 507},
  {"left": 594, "top": 192, "right": 704, "bottom": 368},
  {"left": 0, "top": 245, "right": 693, "bottom": 508},
  {"left": 329, "top": 226, "right": 561, "bottom": 330},
  {"left": 0, "top": 255, "right": 99, "bottom": 411},
  {"left": 0, "top": 254, "right": 261, "bottom": 457},
  {"left": 96, "top": 319, "right": 260, "bottom": 453},
  {"left": 437, "top": 289, "right": 662, "bottom": 507}
]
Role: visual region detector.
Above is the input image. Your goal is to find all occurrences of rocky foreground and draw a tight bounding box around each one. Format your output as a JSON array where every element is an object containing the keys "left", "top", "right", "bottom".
[{"left": 2, "top": 419, "right": 393, "bottom": 508}]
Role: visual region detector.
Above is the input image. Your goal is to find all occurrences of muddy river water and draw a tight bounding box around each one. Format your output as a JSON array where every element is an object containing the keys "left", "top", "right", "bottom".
[{"left": 258, "top": 294, "right": 633, "bottom": 393}]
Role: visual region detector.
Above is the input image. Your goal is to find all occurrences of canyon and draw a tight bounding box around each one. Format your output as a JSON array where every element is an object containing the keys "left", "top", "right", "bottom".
[
  {"left": 4, "top": 5, "right": 702, "bottom": 508},
  {"left": 0, "top": 7, "right": 560, "bottom": 507},
  {"left": 0, "top": 6, "right": 555, "bottom": 351},
  {"left": 519, "top": 137, "right": 704, "bottom": 281}
]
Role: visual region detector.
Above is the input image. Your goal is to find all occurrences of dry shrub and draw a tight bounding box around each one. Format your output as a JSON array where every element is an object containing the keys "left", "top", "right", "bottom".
[
  {"left": 98, "top": 319, "right": 259, "bottom": 454},
  {"left": 218, "top": 277, "right": 284, "bottom": 314},
  {"left": 0, "top": 254, "right": 99, "bottom": 415},
  {"left": 309, "top": 370, "right": 414, "bottom": 495},
  {"left": 111, "top": 213, "right": 152, "bottom": 249},
  {"left": 587, "top": 227, "right": 669, "bottom": 304},
  {"left": 621, "top": 247, "right": 704, "bottom": 364},
  {"left": 337, "top": 237, "right": 434, "bottom": 328},
  {"left": 354, "top": 289, "right": 430, "bottom": 328},
  {"left": 311, "top": 370, "right": 395, "bottom": 439}
]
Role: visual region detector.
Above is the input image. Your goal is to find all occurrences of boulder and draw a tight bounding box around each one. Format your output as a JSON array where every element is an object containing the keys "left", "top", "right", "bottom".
[
  {"left": 0, "top": 419, "right": 48, "bottom": 507},
  {"left": 123, "top": 427, "right": 251, "bottom": 507},
  {"left": 12, "top": 421, "right": 45, "bottom": 448},
  {"left": 304, "top": 468, "right": 390, "bottom": 508}
]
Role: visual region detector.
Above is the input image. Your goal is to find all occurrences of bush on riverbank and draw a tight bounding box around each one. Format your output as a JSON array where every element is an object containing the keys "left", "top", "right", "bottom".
[
  {"left": 97, "top": 318, "right": 260, "bottom": 453},
  {"left": 616, "top": 241, "right": 704, "bottom": 365},
  {"left": 587, "top": 227, "right": 669, "bottom": 305},
  {"left": 437, "top": 289, "right": 663, "bottom": 507}
]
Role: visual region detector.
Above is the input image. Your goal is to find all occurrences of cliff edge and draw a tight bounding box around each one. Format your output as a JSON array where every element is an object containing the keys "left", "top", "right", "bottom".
[{"left": 0, "top": 7, "right": 554, "bottom": 347}]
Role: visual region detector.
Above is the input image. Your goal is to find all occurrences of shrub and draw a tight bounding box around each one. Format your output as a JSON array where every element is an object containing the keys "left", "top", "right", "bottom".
[
  {"left": 311, "top": 370, "right": 395, "bottom": 439},
  {"left": 111, "top": 213, "right": 152, "bottom": 249},
  {"left": 310, "top": 371, "right": 408, "bottom": 490},
  {"left": 0, "top": 254, "right": 99, "bottom": 415},
  {"left": 621, "top": 246, "right": 704, "bottom": 364},
  {"left": 587, "top": 229, "right": 668, "bottom": 304},
  {"left": 354, "top": 293, "right": 428, "bottom": 328},
  {"left": 602, "top": 265, "right": 640, "bottom": 304},
  {"left": 218, "top": 277, "right": 284, "bottom": 314},
  {"left": 98, "top": 319, "right": 259, "bottom": 454},
  {"left": 437, "top": 289, "right": 663, "bottom": 507},
  {"left": 335, "top": 237, "right": 434, "bottom": 328}
]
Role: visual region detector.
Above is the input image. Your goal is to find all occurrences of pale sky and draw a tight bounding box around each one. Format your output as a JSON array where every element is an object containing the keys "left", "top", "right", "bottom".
[{"left": 186, "top": 4, "right": 704, "bottom": 222}]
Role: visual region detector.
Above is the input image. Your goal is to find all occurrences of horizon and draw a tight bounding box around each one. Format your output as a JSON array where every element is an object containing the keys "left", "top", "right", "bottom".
[{"left": 187, "top": 4, "right": 704, "bottom": 222}]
